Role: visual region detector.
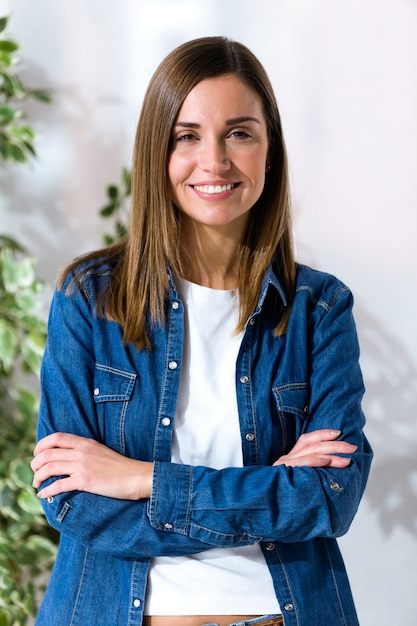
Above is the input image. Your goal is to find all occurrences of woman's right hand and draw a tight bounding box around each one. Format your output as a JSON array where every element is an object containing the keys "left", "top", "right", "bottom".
[
  {"left": 32, "top": 432, "right": 154, "bottom": 501},
  {"left": 273, "top": 429, "right": 357, "bottom": 468}
]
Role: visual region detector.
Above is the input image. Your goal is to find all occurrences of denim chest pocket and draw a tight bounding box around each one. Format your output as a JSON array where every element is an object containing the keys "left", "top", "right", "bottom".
[
  {"left": 93, "top": 364, "right": 136, "bottom": 454},
  {"left": 272, "top": 383, "right": 310, "bottom": 453}
]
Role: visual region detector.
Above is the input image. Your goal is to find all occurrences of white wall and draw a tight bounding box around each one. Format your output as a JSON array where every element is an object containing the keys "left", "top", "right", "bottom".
[{"left": 1, "top": 0, "right": 416, "bottom": 623}]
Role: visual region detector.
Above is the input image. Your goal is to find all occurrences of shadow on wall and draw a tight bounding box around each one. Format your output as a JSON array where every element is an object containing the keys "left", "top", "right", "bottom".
[{"left": 356, "top": 306, "right": 417, "bottom": 539}]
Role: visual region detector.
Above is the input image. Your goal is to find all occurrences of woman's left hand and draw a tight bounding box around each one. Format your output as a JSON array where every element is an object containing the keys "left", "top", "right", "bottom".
[
  {"left": 273, "top": 429, "right": 357, "bottom": 468},
  {"left": 31, "top": 432, "right": 153, "bottom": 501}
]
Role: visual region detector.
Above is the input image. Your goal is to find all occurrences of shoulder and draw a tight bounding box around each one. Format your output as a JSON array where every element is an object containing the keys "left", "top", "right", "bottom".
[
  {"left": 58, "top": 249, "right": 122, "bottom": 302},
  {"left": 294, "top": 263, "right": 353, "bottom": 312}
]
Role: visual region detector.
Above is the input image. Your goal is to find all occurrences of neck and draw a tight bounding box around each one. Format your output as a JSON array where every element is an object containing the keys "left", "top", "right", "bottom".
[{"left": 179, "top": 221, "right": 242, "bottom": 290}]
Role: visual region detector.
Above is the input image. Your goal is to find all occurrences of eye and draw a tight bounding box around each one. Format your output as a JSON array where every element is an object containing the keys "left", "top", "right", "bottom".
[
  {"left": 228, "top": 129, "right": 252, "bottom": 140},
  {"left": 175, "top": 132, "right": 198, "bottom": 143}
]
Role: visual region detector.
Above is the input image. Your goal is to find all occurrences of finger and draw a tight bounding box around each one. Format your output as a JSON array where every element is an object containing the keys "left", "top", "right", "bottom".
[
  {"left": 37, "top": 476, "right": 81, "bottom": 500},
  {"left": 274, "top": 454, "right": 352, "bottom": 469},
  {"left": 286, "top": 430, "right": 338, "bottom": 455},
  {"left": 285, "top": 439, "right": 357, "bottom": 461},
  {"left": 32, "top": 460, "right": 76, "bottom": 488},
  {"left": 34, "top": 432, "right": 91, "bottom": 455},
  {"left": 272, "top": 441, "right": 357, "bottom": 467},
  {"left": 297, "top": 429, "right": 342, "bottom": 445},
  {"left": 31, "top": 446, "right": 76, "bottom": 473},
  {"left": 303, "top": 441, "right": 357, "bottom": 455}
]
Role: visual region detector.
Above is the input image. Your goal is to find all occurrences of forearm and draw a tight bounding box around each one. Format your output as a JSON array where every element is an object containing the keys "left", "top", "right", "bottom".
[
  {"left": 149, "top": 440, "right": 372, "bottom": 545},
  {"left": 32, "top": 433, "right": 154, "bottom": 501}
]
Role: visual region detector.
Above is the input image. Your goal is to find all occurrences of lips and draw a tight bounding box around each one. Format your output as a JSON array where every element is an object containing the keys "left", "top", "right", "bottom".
[{"left": 192, "top": 183, "right": 238, "bottom": 194}]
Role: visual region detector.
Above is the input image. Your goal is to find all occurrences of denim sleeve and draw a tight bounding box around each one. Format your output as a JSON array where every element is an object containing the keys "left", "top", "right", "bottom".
[
  {"left": 148, "top": 286, "right": 373, "bottom": 545},
  {"left": 36, "top": 281, "right": 221, "bottom": 558}
]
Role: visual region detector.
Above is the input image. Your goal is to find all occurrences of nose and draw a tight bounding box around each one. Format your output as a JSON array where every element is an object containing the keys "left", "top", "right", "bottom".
[{"left": 199, "top": 139, "right": 231, "bottom": 173}]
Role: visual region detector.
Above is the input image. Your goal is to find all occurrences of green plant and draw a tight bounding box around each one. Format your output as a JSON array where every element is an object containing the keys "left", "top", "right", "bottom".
[
  {"left": 0, "top": 16, "right": 49, "bottom": 164},
  {"left": 99, "top": 165, "right": 131, "bottom": 244},
  {"left": 0, "top": 237, "right": 58, "bottom": 625},
  {"left": 0, "top": 15, "right": 57, "bottom": 626}
]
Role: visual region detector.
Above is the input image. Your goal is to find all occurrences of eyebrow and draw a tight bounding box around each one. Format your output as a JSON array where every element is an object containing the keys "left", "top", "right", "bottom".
[{"left": 174, "top": 116, "right": 262, "bottom": 128}]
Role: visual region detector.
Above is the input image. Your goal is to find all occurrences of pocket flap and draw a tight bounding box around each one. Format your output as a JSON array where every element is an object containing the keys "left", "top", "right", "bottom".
[
  {"left": 273, "top": 383, "right": 309, "bottom": 418},
  {"left": 93, "top": 364, "right": 136, "bottom": 402}
]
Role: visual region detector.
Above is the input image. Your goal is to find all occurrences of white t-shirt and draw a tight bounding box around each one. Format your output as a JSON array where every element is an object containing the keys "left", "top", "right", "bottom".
[{"left": 144, "top": 279, "right": 281, "bottom": 615}]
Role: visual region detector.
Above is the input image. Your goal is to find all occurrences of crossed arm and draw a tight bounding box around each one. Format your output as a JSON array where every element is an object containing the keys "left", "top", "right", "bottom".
[{"left": 32, "top": 429, "right": 357, "bottom": 501}]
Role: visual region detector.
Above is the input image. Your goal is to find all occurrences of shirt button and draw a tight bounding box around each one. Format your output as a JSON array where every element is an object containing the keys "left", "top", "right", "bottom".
[
  {"left": 330, "top": 481, "right": 342, "bottom": 492},
  {"left": 265, "top": 542, "right": 275, "bottom": 551},
  {"left": 245, "top": 433, "right": 255, "bottom": 442},
  {"left": 240, "top": 375, "right": 249, "bottom": 384},
  {"left": 133, "top": 598, "right": 141, "bottom": 608},
  {"left": 161, "top": 417, "right": 171, "bottom": 426},
  {"left": 164, "top": 522, "right": 174, "bottom": 530},
  {"left": 284, "top": 603, "right": 294, "bottom": 612},
  {"left": 168, "top": 361, "right": 178, "bottom": 370},
  {"left": 172, "top": 301, "right": 179, "bottom": 310},
  {"left": 93, "top": 388, "right": 100, "bottom": 396},
  {"left": 47, "top": 496, "right": 54, "bottom": 504}
]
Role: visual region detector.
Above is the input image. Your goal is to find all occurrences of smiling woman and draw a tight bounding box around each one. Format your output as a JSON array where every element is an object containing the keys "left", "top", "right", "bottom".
[
  {"left": 168, "top": 74, "right": 270, "bottom": 288},
  {"left": 31, "top": 36, "right": 372, "bottom": 626}
]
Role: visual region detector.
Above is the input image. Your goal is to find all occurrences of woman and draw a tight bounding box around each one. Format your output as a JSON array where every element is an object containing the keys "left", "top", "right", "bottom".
[{"left": 32, "top": 37, "right": 372, "bottom": 626}]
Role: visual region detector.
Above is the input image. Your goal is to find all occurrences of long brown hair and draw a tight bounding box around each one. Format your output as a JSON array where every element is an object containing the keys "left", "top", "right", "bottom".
[{"left": 61, "top": 37, "right": 295, "bottom": 349}]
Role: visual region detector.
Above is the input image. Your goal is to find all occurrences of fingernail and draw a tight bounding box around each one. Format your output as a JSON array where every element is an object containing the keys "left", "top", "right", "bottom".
[{"left": 330, "top": 430, "right": 341, "bottom": 436}]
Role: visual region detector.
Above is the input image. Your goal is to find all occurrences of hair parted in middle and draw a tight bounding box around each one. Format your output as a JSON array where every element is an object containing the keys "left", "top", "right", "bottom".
[{"left": 62, "top": 36, "right": 295, "bottom": 349}]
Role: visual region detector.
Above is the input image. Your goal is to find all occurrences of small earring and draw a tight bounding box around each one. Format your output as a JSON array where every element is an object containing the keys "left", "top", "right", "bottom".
[{"left": 266, "top": 163, "right": 271, "bottom": 172}]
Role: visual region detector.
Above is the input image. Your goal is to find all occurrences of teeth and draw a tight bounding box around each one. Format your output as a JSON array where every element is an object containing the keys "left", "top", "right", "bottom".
[{"left": 194, "top": 184, "right": 235, "bottom": 194}]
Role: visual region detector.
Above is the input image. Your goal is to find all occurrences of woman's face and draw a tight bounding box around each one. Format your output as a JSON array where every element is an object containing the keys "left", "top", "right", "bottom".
[{"left": 168, "top": 74, "right": 269, "bottom": 239}]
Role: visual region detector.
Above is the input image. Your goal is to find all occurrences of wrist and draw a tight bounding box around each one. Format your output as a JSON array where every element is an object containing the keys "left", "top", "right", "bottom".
[{"left": 137, "top": 460, "right": 154, "bottom": 500}]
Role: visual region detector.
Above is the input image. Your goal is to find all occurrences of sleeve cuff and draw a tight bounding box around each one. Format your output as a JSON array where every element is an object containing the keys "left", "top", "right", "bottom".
[{"left": 147, "top": 461, "right": 193, "bottom": 536}]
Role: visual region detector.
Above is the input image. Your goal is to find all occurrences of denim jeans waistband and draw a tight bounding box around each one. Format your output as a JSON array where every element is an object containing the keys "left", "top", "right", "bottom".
[{"left": 202, "top": 615, "right": 283, "bottom": 626}]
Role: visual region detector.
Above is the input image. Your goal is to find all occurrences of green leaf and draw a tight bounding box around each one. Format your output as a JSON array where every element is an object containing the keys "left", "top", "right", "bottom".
[
  {"left": 0, "top": 50, "right": 12, "bottom": 68},
  {"left": 21, "top": 335, "right": 44, "bottom": 375},
  {"left": 21, "top": 139, "right": 37, "bottom": 158},
  {"left": 0, "top": 71, "right": 23, "bottom": 97},
  {"left": 116, "top": 221, "right": 127, "bottom": 239},
  {"left": 0, "top": 479, "right": 14, "bottom": 510},
  {"left": 10, "top": 125, "right": 35, "bottom": 141},
  {"left": 26, "top": 535, "right": 57, "bottom": 558},
  {"left": 27, "top": 88, "right": 51, "bottom": 103},
  {"left": 9, "top": 459, "right": 33, "bottom": 489},
  {"left": 0, "top": 40, "right": 18, "bottom": 53},
  {"left": 107, "top": 185, "right": 120, "bottom": 201},
  {"left": 0, "top": 319, "right": 18, "bottom": 372},
  {"left": 0, "top": 612, "right": 9, "bottom": 626},
  {"left": 1, "top": 251, "right": 35, "bottom": 292},
  {"left": 17, "top": 490, "right": 43, "bottom": 515},
  {"left": 7, "top": 142, "right": 27, "bottom": 163},
  {"left": 103, "top": 234, "right": 115, "bottom": 246},
  {"left": 14, "top": 290, "right": 37, "bottom": 312},
  {"left": 122, "top": 166, "right": 131, "bottom": 190},
  {"left": 0, "top": 105, "right": 17, "bottom": 124},
  {"left": 0, "top": 17, "right": 9, "bottom": 35},
  {"left": 0, "top": 235, "right": 26, "bottom": 253},
  {"left": 100, "top": 202, "right": 117, "bottom": 217}
]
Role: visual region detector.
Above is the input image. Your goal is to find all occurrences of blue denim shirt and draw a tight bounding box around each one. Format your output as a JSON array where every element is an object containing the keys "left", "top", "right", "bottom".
[{"left": 35, "top": 261, "right": 372, "bottom": 626}]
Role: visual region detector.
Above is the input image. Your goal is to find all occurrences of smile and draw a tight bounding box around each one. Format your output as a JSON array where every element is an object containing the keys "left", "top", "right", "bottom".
[{"left": 192, "top": 183, "right": 237, "bottom": 194}]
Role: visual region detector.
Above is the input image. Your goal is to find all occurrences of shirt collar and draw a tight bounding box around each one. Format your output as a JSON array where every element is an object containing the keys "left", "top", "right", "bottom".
[
  {"left": 167, "top": 265, "right": 288, "bottom": 307},
  {"left": 258, "top": 264, "right": 288, "bottom": 308}
]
